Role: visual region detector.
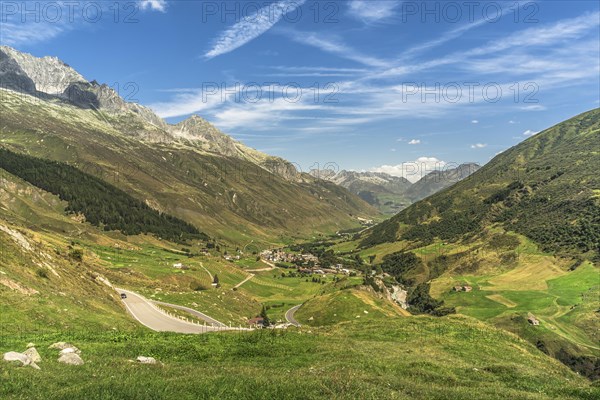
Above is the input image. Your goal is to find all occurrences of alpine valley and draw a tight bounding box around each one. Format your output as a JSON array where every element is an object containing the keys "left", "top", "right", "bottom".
[{"left": 0, "top": 46, "right": 598, "bottom": 400}]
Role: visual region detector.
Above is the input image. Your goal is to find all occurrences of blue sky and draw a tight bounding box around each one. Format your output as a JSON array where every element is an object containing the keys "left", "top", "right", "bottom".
[{"left": 1, "top": 0, "right": 599, "bottom": 180}]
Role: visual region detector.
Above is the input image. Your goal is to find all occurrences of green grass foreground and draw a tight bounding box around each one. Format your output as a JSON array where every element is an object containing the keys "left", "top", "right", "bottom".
[{"left": 1, "top": 317, "right": 597, "bottom": 400}]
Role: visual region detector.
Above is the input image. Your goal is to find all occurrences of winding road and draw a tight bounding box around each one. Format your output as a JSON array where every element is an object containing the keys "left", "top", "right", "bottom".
[
  {"left": 152, "top": 300, "right": 226, "bottom": 327},
  {"left": 285, "top": 304, "right": 302, "bottom": 327},
  {"left": 117, "top": 288, "right": 242, "bottom": 333}
]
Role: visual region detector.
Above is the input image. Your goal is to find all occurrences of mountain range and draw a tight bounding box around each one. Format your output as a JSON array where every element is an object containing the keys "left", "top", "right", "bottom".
[
  {"left": 0, "top": 46, "right": 376, "bottom": 245},
  {"left": 311, "top": 164, "right": 480, "bottom": 214}
]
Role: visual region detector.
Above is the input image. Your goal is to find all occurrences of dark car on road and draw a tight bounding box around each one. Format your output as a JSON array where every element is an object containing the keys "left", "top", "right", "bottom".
[{"left": 120, "top": 293, "right": 127, "bottom": 299}]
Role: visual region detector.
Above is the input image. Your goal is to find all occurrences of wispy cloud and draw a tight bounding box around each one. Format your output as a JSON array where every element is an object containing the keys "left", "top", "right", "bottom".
[
  {"left": 520, "top": 105, "right": 546, "bottom": 111},
  {"left": 139, "top": 0, "right": 168, "bottom": 12},
  {"left": 379, "top": 11, "right": 600, "bottom": 79},
  {"left": 408, "top": 139, "right": 421, "bottom": 145},
  {"left": 1, "top": 1, "right": 169, "bottom": 47},
  {"left": 0, "top": 22, "right": 66, "bottom": 47},
  {"left": 347, "top": 0, "right": 400, "bottom": 23},
  {"left": 281, "top": 30, "right": 390, "bottom": 68},
  {"left": 264, "top": 65, "right": 368, "bottom": 77},
  {"left": 154, "top": 10, "right": 598, "bottom": 143},
  {"left": 205, "top": 0, "right": 306, "bottom": 59},
  {"left": 400, "top": 1, "right": 533, "bottom": 59}
]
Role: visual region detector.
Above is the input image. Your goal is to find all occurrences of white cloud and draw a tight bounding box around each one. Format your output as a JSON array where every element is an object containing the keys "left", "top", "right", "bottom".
[
  {"left": 378, "top": 12, "right": 600, "bottom": 82},
  {"left": 522, "top": 130, "right": 539, "bottom": 136},
  {"left": 348, "top": 0, "right": 400, "bottom": 23},
  {"left": 470, "top": 143, "right": 487, "bottom": 149},
  {"left": 471, "top": 120, "right": 479, "bottom": 124},
  {"left": 0, "top": 22, "right": 66, "bottom": 47},
  {"left": 139, "top": 0, "right": 167, "bottom": 12},
  {"left": 266, "top": 65, "right": 367, "bottom": 77},
  {"left": 509, "top": 120, "right": 516, "bottom": 124},
  {"left": 408, "top": 139, "right": 421, "bottom": 145},
  {"left": 282, "top": 30, "right": 390, "bottom": 67},
  {"left": 521, "top": 105, "right": 547, "bottom": 111},
  {"left": 371, "top": 157, "right": 447, "bottom": 183},
  {"left": 205, "top": 0, "right": 306, "bottom": 59}
]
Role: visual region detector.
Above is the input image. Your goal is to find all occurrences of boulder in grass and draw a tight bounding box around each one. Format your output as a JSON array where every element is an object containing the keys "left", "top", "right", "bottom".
[
  {"left": 136, "top": 356, "right": 157, "bottom": 364},
  {"left": 58, "top": 353, "right": 84, "bottom": 365},
  {"left": 4, "top": 351, "right": 31, "bottom": 366},
  {"left": 3, "top": 351, "right": 40, "bottom": 370},
  {"left": 59, "top": 347, "right": 80, "bottom": 356},
  {"left": 24, "top": 347, "right": 42, "bottom": 363}
]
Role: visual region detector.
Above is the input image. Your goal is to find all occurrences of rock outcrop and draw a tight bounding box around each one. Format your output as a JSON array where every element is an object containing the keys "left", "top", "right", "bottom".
[
  {"left": 24, "top": 347, "right": 42, "bottom": 363},
  {"left": 3, "top": 351, "right": 40, "bottom": 369},
  {"left": 58, "top": 353, "right": 84, "bottom": 366},
  {"left": 136, "top": 356, "right": 157, "bottom": 364}
]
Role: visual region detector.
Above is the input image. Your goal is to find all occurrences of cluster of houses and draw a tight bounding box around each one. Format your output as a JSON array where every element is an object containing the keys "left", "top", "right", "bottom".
[
  {"left": 260, "top": 251, "right": 356, "bottom": 276},
  {"left": 357, "top": 217, "right": 374, "bottom": 226},
  {"left": 260, "top": 250, "right": 319, "bottom": 265}
]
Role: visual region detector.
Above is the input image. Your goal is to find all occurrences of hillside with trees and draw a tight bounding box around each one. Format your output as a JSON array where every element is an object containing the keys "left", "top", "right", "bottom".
[
  {"left": 361, "top": 109, "right": 600, "bottom": 262},
  {"left": 0, "top": 148, "right": 208, "bottom": 244}
]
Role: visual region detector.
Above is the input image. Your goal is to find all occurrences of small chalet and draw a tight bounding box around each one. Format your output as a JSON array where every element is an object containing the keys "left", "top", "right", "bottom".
[
  {"left": 453, "top": 285, "right": 473, "bottom": 292},
  {"left": 247, "top": 317, "right": 265, "bottom": 327},
  {"left": 527, "top": 313, "right": 540, "bottom": 326}
]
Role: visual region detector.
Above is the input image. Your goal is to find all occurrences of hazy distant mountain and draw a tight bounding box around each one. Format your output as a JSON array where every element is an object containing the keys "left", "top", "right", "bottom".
[
  {"left": 405, "top": 163, "right": 481, "bottom": 201},
  {"left": 311, "top": 165, "right": 479, "bottom": 214}
]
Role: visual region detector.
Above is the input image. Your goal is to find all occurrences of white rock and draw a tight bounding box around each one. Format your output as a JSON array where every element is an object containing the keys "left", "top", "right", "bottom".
[
  {"left": 136, "top": 356, "right": 157, "bottom": 364},
  {"left": 59, "top": 347, "right": 80, "bottom": 355},
  {"left": 3, "top": 351, "right": 31, "bottom": 366},
  {"left": 49, "top": 342, "right": 71, "bottom": 350},
  {"left": 58, "top": 353, "right": 84, "bottom": 365},
  {"left": 24, "top": 347, "right": 42, "bottom": 363}
]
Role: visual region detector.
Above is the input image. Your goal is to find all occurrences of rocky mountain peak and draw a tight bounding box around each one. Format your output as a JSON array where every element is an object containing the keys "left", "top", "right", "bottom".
[
  {"left": 0, "top": 45, "right": 86, "bottom": 95},
  {"left": 0, "top": 47, "right": 303, "bottom": 181},
  {"left": 171, "top": 115, "right": 240, "bottom": 156}
]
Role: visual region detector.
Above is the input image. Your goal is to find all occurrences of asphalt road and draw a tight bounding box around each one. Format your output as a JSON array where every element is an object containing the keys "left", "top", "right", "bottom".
[
  {"left": 152, "top": 300, "right": 226, "bottom": 327},
  {"left": 285, "top": 304, "right": 302, "bottom": 327},
  {"left": 117, "top": 288, "right": 232, "bottom": 334}
]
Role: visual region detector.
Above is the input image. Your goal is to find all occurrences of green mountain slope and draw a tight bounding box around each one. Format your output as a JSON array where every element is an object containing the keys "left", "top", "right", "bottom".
[
  {"left": 354, "top": 109, "right": 600, "bottom": 378},
  {"left": 361, "top": 108, "right": 600, "bottom": 260},
  {"left": 0, "top": 148, "right": 207, "bottom": 244},
  {"left": 0, "top": 86, "right": 376, "bottom": 246},
  {"left": 0, "top": 46, "right": 377, "bottom": 246}
]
